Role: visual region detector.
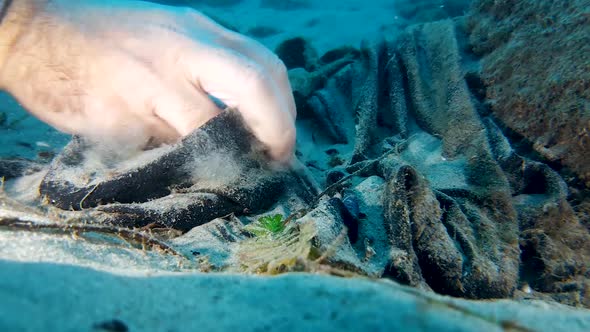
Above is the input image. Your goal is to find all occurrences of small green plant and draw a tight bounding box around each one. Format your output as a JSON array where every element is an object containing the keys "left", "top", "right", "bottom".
[
  {"left": 259, "top": 214, "right": 286, "bottom": 234},
  {"left": 245, "top": 214, "right": 286, "bottom": 237},
  {"left": 237, "top": 220, "right": 317, "bottom": 274}
]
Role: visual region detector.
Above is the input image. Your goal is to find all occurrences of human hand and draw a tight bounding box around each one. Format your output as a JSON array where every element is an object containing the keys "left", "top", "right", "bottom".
[{"left": 0, "top": 0, "right": 297, "bottom": 163}]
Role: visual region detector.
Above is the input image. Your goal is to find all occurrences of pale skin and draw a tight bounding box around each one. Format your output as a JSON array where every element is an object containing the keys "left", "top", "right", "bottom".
[{"left": 0, "top": 0, "right": 297, "bottom": 163}]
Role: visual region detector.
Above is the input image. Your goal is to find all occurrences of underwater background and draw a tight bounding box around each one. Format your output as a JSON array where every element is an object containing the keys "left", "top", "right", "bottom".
[{"left": 1, "top": 0, "right": 589, "bottom": 331}]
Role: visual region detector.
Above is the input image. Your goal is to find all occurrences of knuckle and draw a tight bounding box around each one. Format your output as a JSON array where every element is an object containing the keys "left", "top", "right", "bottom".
[
  {"left": 270, "top": 54, "right": 288, "bottom": 76},
  {"left": 241, "top": 62, "right": 269, "bottom": 89},
  {"left": 261, "top": 49, "right": 288, "bottom": 78}
]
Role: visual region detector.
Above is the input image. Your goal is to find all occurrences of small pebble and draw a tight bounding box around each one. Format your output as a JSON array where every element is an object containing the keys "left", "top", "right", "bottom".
[{"left": 93, "top": 319, "right": 129, "bottom": 332}]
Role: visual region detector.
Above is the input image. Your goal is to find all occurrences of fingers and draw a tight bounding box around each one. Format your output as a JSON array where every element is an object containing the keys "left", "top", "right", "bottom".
[
  {"left": 151, "top": 86, "right": 222, "bottom": 137},
  {"left": 102, "top": 52, "right": 223, "bottom": 141},
  {"left": 182, "top": 46, "right": 296, "bottom": 162},
  {"left": 79, "top": 96, "right": 164, "bottom": 150},
  {"left": 85, "top": 55, "right": 221, "bottom": 147},
  {"left": 184, "top": 9, "right": 297, "bottom": 120},
  {"left": 219, "top": 33, "right": 297, "bottom": 120}
]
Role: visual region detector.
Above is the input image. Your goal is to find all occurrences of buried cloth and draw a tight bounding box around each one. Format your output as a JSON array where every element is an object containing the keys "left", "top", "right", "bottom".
[
  {"left": 287, "top": 19, "right": 589, "bottom": 305},
  {"left": 37, "top": 110, "right": 306, "bottom": 232}
]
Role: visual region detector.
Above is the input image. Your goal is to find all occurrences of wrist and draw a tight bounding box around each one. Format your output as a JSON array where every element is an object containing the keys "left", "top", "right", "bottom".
[{"left": 0, "top": 0, "right": 46, "bottom": 89}]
